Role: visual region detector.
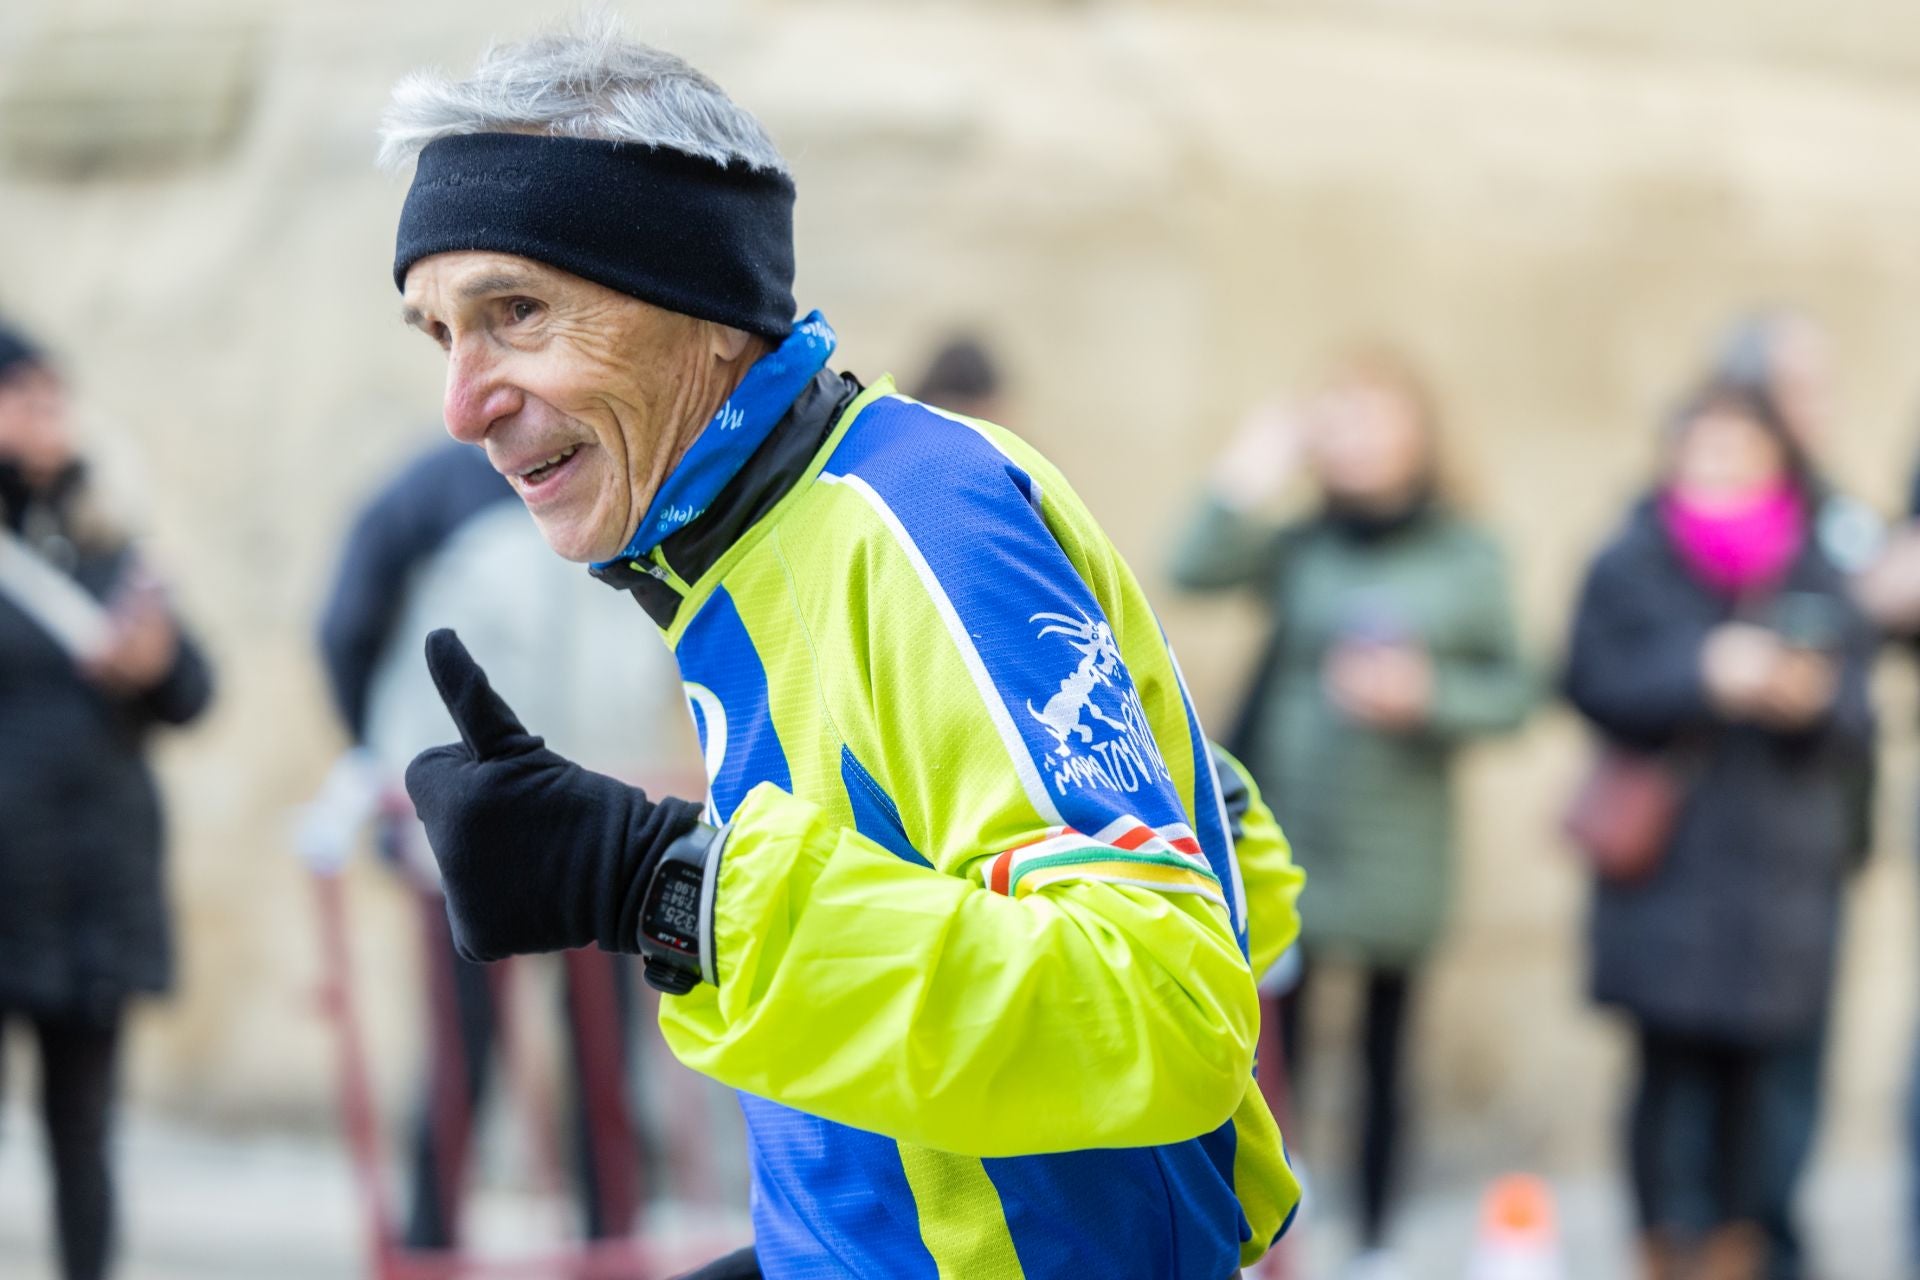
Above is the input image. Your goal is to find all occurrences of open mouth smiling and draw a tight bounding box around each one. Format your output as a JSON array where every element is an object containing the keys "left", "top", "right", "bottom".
[{"left": 518, "top": 443, "right": 581, "bottom": 484}]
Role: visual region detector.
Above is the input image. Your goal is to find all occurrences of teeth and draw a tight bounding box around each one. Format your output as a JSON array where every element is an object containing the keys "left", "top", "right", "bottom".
[{"left": 519, "top": 444, "right": 579, "bottom": 478}]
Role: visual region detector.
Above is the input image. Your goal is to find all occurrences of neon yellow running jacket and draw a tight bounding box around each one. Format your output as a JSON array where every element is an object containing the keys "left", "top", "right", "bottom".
[{"left": 611, "top": 374, "right": 1303, "bottom": 1278}]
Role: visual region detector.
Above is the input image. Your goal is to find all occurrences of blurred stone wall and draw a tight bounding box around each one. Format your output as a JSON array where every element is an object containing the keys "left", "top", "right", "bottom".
[{"left": 1, "top": 0, "right": 1917, "bottom": 1186}]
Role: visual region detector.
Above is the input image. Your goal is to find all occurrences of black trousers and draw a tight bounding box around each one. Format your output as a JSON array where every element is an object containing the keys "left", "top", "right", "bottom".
[
  {"left": 0, "top": 1008, "right": 123, "bottom": 1280},
  {"left": 1628, "top": 1024, "right": 1825, "bottom": 1280},
  {"left": 1275, "top": 957, "right": 1414, "bottom": 1248},
  {"left": 406, "top": 891, "right": 642, "bottom": 1249}
]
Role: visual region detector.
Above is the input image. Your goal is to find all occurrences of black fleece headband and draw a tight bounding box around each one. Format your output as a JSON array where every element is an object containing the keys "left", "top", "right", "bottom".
[{"left": 394, "top": 132, "right": 797, "bottom": 340}]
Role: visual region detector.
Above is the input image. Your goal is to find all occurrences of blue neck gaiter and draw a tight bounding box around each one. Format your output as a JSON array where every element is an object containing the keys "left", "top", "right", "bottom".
[{"left": 594, "top": 310, "right": 835, "bottom": 570}]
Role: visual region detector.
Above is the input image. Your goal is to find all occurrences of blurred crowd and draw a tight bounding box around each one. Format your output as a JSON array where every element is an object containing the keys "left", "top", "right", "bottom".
[
  {"left": 3, "top": 302, "right": 1920, "bottom": 1280},
  {"left": 1171, "top": 310, "right": 1897, "bottom": 1280}
]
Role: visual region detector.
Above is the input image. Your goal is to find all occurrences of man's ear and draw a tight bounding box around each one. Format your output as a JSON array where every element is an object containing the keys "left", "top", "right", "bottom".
[{"left": 709, "top": 323, "right": 753, "bottom": 364}]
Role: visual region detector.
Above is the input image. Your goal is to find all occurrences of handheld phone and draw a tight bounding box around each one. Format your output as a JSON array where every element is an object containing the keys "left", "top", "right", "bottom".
[
  {"left": 1337, "top": 590, "right": 1413, "bottom": 648},
  {"left": 1764, "top": 591, "right": 1845, "bottom": 654}
]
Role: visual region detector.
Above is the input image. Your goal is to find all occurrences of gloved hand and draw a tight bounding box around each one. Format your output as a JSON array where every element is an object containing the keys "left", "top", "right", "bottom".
[
  {"left": 291, "top": 748, "right": 384, "bottom": 874},
  {"left": 404, "top": 629, "right": 708, "bottom": 964}
]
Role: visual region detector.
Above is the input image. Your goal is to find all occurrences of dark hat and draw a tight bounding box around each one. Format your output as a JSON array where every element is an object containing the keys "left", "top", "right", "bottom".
[
  {"left": 0, "top": 321, "right": 46, "bottom": 384},
  {"left": 910, "top": 335, "right": 1001, "bottom": 406}
]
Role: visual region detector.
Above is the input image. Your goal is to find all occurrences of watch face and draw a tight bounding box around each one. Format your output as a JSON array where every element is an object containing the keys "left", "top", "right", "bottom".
[{"left": 645, "top": 861, "right": 703, "bottom": 954}]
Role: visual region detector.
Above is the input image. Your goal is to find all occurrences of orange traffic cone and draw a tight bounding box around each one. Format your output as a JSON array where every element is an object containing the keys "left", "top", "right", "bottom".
[{"left": 1465, "top": 1174, "right": 1566, "bottom": 1280}]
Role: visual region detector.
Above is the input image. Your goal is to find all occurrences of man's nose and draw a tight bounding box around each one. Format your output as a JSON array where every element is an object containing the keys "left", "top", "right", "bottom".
[{"left": 442, "top": 343, "right": 524, "bottom": 445}]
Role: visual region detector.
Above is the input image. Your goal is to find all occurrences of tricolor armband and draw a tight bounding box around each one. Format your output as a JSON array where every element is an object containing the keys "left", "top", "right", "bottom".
[{"left": 982, "top": 816, "right": 1225, "bottom": 907}]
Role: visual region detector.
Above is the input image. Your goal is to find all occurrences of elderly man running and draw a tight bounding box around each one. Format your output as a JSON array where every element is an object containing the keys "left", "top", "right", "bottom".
[{"left": 388, "top": 20, "right": 1303, "bottom": 1280}]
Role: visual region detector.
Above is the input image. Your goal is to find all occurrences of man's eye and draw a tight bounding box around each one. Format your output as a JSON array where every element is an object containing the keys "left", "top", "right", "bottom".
[
  {"left": 431, "top": 323, "right": 451, "bottom": 349},
  {"left": 507, "top": 299, "right": 540, "bottom": 324}
]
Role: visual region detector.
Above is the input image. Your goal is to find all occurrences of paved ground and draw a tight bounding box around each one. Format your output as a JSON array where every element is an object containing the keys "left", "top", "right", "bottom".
[
  {"left": 1288, "top": 1151, "right": 1908, "bottom": 1279},
  {"left": 0, "top": 1107, "right": 1907, "bottom": 1279},
  {"left": 0, "top": 1104, "right": 749, "bottom": 1280}
]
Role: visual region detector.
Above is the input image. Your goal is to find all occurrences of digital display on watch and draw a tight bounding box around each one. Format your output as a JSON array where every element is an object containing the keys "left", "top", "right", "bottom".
[{"left": 644, "top": 860, "right": 704, "bottom": 954}]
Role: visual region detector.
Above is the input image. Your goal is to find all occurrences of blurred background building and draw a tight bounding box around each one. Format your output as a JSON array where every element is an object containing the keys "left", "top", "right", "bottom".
[{"left": 3, "top": 0, "right": 1920, "bottom": 1276}]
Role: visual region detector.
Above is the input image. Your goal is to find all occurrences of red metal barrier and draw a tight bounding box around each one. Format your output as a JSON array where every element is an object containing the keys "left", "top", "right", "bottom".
[{"left": 309, "top": 862, "right": 739, "bottom": 1280}]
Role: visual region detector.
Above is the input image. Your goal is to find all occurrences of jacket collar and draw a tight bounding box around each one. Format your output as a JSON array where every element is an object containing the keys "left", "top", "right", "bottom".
[{"left": 589, "top": 367, "right": 861, "bottom": 629}]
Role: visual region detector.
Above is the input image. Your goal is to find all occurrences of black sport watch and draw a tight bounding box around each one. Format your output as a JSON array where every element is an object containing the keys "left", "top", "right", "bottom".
[{"left": 637, "top": 824, "right": 722, "bottom": 995}]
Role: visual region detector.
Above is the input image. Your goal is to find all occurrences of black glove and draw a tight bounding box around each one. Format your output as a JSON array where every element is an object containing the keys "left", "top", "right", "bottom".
[
  {"left": 673, "top": 1246, "right": 761, "bottom": 1279},
  {"left": 404, "top": 629, "right": 710, "bottom": 970}
]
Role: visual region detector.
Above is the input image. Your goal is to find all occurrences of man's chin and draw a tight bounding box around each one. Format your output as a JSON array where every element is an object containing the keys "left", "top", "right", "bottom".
[{"left": 529, "top": 512, "right": 620, "bottom": 565}]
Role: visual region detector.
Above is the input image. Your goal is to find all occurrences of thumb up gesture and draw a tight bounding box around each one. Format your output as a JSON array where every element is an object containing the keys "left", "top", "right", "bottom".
[{"left": 404, "top": 629, "right": 705, "bottom": 962}]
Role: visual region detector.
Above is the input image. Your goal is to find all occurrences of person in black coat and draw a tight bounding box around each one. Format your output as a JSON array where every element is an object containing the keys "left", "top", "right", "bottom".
[
  {"left": 1565, "top": 377, "right": 1873, "bottom": 1280},
  {"left": 0, "top": 323, "right": 212, "bottom": 1280}
]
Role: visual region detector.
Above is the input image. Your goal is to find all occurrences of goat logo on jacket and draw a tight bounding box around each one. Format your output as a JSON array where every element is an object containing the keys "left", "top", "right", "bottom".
[{"left": 1027, "top": 609, "right": 1172, "bottom": 798}]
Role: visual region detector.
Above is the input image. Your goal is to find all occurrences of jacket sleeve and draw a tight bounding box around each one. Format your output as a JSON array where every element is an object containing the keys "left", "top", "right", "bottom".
[
  {"left": 1787, "top": 605, "right": 1877, "bottom": 757},
  {"left": 1828, "top": 635, "right": 1875, "bottom": 752},
  {"left": 89, "top": 545, "right": 211, "bottom": 729},
  {"left": 135, "top": 627, "right": 213, "bottom": 727},
  {"left": 1211, "top": 744, "right": 1304, "bottom": 978},
  {"left": 1563, "top": 540, "right": 1714, "bottom": 746},
  {"left": 1168, "top": 493, "right": 1289, "bottom": 594},
  {"left": 656, "top": 781, "right": 1257, "bottom": 1159},
  {"left": 1424, "top": 537, "right": 1536, "bottom": 740},
  {"left": 317, "top": 498, "right": 420, "bottom": 743}
]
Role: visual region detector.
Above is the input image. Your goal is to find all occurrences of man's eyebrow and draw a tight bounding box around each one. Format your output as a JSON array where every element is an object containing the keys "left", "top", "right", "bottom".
[
  {"left": 400, "top": 273, "right": 539, "bottom": 328},
  {"left": 456, "top": 273, "right": 539, "bottom": 301}
]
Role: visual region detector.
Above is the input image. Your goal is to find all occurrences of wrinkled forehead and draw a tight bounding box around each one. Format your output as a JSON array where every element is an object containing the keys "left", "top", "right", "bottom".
[{"left": 400, "top": 249, "right": 561, "bottom": 315}]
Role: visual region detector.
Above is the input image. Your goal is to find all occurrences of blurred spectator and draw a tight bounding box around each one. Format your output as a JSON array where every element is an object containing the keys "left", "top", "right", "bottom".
[
  {"left": 1171, "top": 348, "right": 1532, "bottom": 1277},
  {"left": 1854, "top": 434, "right": 1920, "bottom": 1274},
  {"left": 311, "top": 438, "right": 689, "bottom": 1248},
  {"left": 908, "top": 332, "right": 1005, "bottom": 422},
  {"left": 1854, "top": 460, "right": 1920, "bottom": 637},
  {"left": 0, "top": 320, "right": 213, "bottom": 1280},
  {"left": 1713, "top": 311, "right": 1832, "bottom": 452},
  {"left": 1715, "top": 308, "right": 1885, "bottom": 871},
  {"left": 1563, "top": 378, "right": 1874, "bottom": 1280},
  {"left": 1714, "top": 308, "right": 1885, "bottom": 577}
]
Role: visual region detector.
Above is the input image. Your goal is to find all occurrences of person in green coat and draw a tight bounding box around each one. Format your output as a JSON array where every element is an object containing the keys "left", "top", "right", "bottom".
[{"left": 1171, "top": 348, "right": 1534, "bottom": 1279}]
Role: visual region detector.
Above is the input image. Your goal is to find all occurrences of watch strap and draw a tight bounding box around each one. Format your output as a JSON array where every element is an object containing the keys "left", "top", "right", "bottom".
[{"left": 638, "top": 822, "right": 723, "bottom": 994}]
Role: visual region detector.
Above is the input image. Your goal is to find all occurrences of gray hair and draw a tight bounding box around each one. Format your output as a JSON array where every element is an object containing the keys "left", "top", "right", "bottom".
[
  {"left": 1712, "top": 306, "right": 1815, "bottom": 392},
  {"left": 377, "top": 13, "right": 787, "bottom": 176}
]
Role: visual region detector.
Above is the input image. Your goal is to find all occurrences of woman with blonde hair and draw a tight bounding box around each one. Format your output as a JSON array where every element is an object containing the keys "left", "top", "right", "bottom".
[{"left": 1172, "top": 347, "right": 1533, "bottom": 1278}]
